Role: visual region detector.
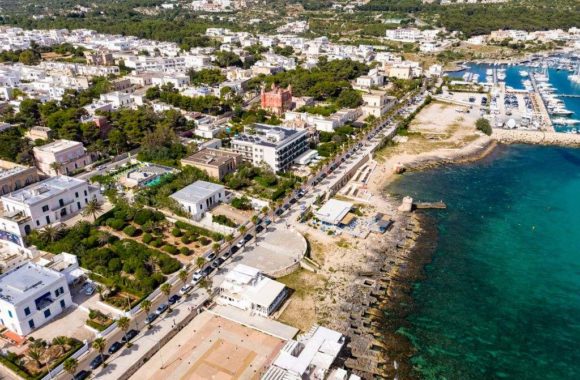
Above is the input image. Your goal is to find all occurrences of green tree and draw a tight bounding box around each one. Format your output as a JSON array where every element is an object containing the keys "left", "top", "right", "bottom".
[
  {"left": 82, "top": 199, "right": 104, "bottom": 221},
  {"left": 63, "top": 357, "right": 78, "bottom": 375},
  {"left": 475, "top": 118, "right": 492, "bottom": 136},
  {"left": 92, "top": 337, "right": 107, "bottom": 367},
  {"left": 117, "top": 316, "right": 131, "bottom": 343}
]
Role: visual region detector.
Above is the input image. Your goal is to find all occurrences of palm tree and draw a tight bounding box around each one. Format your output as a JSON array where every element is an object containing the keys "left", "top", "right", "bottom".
[
  {"left": 141, "top": 299, "right": 152, "bottom": 328},
  {"left": 212, "top": 242, "right": 221, "bottom": 253},
  {"left": 238, "top": 225, "right": 246, "bottom": 236},
  {"left": 28, "top": 347, "right": 43, "bottom": 368},
  {"left": 63, "top": 357, "right": 78, "bottom": 376},
  {"left": 199, "top": 277, "right": 213, "bottom": 292},
  {"left": 49, "top": 161, "right": 64, "bottom": 176},
  {"left": 82, "top": 199, "right": 103, "bottom": 221},
  {"left": 39, "top": 224, "right": 64, "bottom": 244},
  {"left": 225, "top": 234, "right": 233, "bottom": 245},
  {"left": 195, "top": 257, "right": 206, "bottom": 271},
  {"left": 261, "top": 206, "right": 269, "bottom": 216},
  {"left": 97, "top": 231, "right": 111, "bottom": 246},
  {"left": 160, "top": 283, "right": 171, "bottom": 303},
  {"left": 178, "top": 270, "right": 188, "bottom": 286},
  {"left": 92, "top": 338, "right": 106, "bottom": 366},
  {"left": 251, "top": 215, "right": 259, "bottom": 244},
  {"left": 116, "top": 316, "right": 130, "bottom": 344}
]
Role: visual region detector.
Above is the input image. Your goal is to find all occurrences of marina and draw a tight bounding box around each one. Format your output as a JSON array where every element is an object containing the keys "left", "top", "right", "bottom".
[{"left": 447, "top": 53, "right": 580, "bottom": 133}]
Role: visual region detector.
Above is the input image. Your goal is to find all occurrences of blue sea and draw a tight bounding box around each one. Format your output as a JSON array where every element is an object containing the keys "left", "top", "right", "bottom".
[
  {"left": 388, "top": 144, "right": 580, "bottom": 379},
  {"left": 448, "top": 63, "right": 580, "bottom": 132}
]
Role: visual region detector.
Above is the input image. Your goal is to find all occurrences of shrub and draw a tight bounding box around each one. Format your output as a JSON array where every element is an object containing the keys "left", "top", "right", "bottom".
[
  {"left": 107, "top": 218, "right": 126, "bottom": 230},
  {"left": 123, "top": 225, "right": 137, "bottom": 237},
  {"left": 476, "top": 117, "right": 492, "bottom": 135},
  {"left": 171, "top": 228, "right": 182, "bottom": 237},
  {"left": 150, "top": 239, "right": 162, "bottom": 248},
  {"left": 179, "top": 247, "right": 191, "bottom": 255},
  {"left": 133, "top": 209, "right": 154, "bottom": 225},
  {"left": 199, "top": 237, "right": 211, "bottom": 246},
  {"left": 142, "top": 233, "right": 153, "bottom": 244},
  {"left": 180, "top": 235, "right": 191, "bottom": 244},
  {"left": 163, "top": 245, "right": 178, "bottom": 255},
  {"left": 212, "top": 214, "right": 237, "bottom": 228},
  {"left": 231, "top": 196, "right": 253, "bottom": 210}
]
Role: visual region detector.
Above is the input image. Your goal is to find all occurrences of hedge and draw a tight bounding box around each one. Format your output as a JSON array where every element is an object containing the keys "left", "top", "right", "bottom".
[
  {"left": 175, "top": 221, "right": 223, "bottom": 241},
  {"left": 123, "top": 225, "right": 138, "bottom": 237},
  {"left": 163, "top": 245, "right": 179, "bottom": 255}
]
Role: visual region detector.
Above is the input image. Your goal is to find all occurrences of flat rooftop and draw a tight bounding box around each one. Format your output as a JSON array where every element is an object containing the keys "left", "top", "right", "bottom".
[
  {"left": 3, "top": 176, "right": 86, "bottom": 206},
  {"left": 0, "top": 263, "right": 63, "bottom": 305},
  {"left": 170, "top": 180, "right": 224, "bottom": 204},
  {"left": 0, "top": 160, "right": 31, "bottom": 180},
  {"left": 182, "top": 148, "right": 239, "bottom": 167},
  {"left": 233, "top": 124, "right": 303, "bottom": 148},
  {"left": 34, "top": 139, "right": 83, "bottom": 154},
  {"left": 129, "top": 312, "right": 285, "bottom": 380}
]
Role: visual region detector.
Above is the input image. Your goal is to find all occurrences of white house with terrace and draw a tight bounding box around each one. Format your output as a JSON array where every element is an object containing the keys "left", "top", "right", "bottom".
[
  {"left": 216, "top": 264, "right": 287, "bottom": 317},
  {"left": 33, "top": 139, "right": 92, "bottom": 176},
  {"left": 0, "top": 262, "right": 72, "bottom": 336},
  {"left": 0, "top": 176, "right": 102, "bottom": 247}
]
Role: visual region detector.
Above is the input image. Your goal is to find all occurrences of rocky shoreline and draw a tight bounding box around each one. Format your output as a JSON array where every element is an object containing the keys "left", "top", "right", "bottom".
[
  {"left": 337, "top": 136, "right": 500, "bottom": 379},
  {"left": 492, "top": 129, "right": 580, "bottom": 147}
]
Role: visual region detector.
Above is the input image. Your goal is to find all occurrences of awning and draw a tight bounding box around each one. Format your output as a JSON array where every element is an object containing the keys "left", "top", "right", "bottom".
[{"left": 340, "top": 213, "right": 356, "bottom": 226}]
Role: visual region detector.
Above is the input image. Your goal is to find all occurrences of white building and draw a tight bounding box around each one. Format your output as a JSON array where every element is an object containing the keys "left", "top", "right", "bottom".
[
  {"left": 231, "top": 124, "right": 309, "bottom": 172},
  {"left": 0, "top": 176, "right": 102, "bottom": 244},
  {"left": 361, "top": 92, "right": 397, "bottom": 118},
  {"left": 217, "top": 264, "right": 287, "bottom": 317},
  {"left": 170, "top": 180, "right": 225, "bottom": 221},
  {"left": 262, "top": 325, "right": 345, "bottom": 380},
  {"left": 314, "top": 199, "right": 353, "bottom": 225},
  {"left": 385, "top": 28, "right": 422, "bottom": 42},
  {"left": 33, "top": 139, "right": 92, "bottom": 176},
  {"left": 0, "top": 262, "right": 73, "bottom": 336}
]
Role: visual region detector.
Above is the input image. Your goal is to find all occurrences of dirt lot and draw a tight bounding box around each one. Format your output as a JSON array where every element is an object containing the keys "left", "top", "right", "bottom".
[{"left": 211, "top": 203, "right": 252, "bottom": 225}]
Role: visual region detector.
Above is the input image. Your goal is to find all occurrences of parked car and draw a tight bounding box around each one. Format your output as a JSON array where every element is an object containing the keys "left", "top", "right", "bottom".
[
  {"left": 264, "top": 218, "right": 272, "bottom": 226},
  {"left": 223, "top": 250, "right": 232, "bottom": 259},
  {"left": 73, "top": 370, "right": 91, "bottom": 380},
  {"left": 89, "top": 355, "right": 108, "bottom": 370},
  {"left": 255, "top": 225, "right": 264, "bottom": 234},
  {"left": 230, "top": 245, "right": 239, "bottom": 254},
  {"left": 108, "top": 341, "right": 123, "bottom": 354},
  {"left": 82, "top": 283, "right": 95, "bottom": 296},
  {"left": 215, "top": 257, "right": 225, "bottom": 267},
  {"left": 205, "top": 252, "right": 216, "bottom": 261},
  {"left": 155, "top": 303, "right": 168, "bottom": 315},
  {"left": 121, "top": 329, "right": 139, "bottom": 343},
  {"left": 243, "top": 234, "right": 253, "bottom": 243},
  {"left": 236, "top": 239, "right": 246, "bottom": 248},
  {"left": 145, "top": 313, "right": 158, "bottom": 324},
  {"left": 168, "top": 294, "right": 181, "bottom": 305},
  {"left": 179, "top": 284, "right": 193, "bottom": 295}
]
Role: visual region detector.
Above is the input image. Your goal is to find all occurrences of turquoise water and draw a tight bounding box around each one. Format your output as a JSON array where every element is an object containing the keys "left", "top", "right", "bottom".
[
  {"left": 388, "top": 145, "right": 580, "bottom": 379},
  {"left": 448, "top": 63, "right": 580, "bottom": 132}
]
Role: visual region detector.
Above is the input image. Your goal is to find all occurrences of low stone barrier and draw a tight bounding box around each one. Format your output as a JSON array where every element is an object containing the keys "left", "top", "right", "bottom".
[{"left": 492, "top": 129, "right": 580, "bottom": 147}]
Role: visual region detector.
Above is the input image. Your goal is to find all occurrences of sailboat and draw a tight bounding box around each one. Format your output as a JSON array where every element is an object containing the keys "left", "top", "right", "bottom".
[{"left": 569, "top": 64, "right": 580, "bottom": 84}]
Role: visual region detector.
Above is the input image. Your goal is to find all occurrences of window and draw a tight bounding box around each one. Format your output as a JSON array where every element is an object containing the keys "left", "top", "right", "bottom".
[
  {"left": 84, "top": 190, "right": 87, "bottom": 196},
  {"left": 59, "top": 287, "right": 64, "bottom": 295},
  {"left": 24, "top": 307, "right": 30, "bottom": 316},
  {"left": 42, "top": 205, "right": 49, "bottom": 212},
  {"left": 8, "top": 310, "right": 12, "bottom": 318},
  {"left": 28, "top": 320, "right": 35, "bottom": 329},
  {"left": 75, "top": 192, "right": 79, "bottom": 198},
  {"left": 60, "top": 300, "right": 65, "bottom": 309},
  {"left": 46, "top": 215, "right": 50, "bottom": 224},
  {"left": 36, "top": 220, "right": 40, "bottom": 226},
  {"left": 44, "top": 309, "right": 51, "bottom": 318}
]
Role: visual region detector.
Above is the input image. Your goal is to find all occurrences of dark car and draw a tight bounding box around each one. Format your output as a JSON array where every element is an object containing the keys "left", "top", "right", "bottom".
[
  {"left": 145, "top": 313, "right": 158, "bottom": 324},
  {"left": 211, "top": 260, "right": 220, "bottom": 269},
  {"left": 89, "top": 355, "right": 108, "bottom": 370},
  {"left": 243, "top": 234, "right": 253, "bottom": 242},
  {"left": 275, "top": 208, "right": 283, "bottom": 216},
  {"left": 215, "top": 257, "right": 225, "bottom": 266},
  {"left": 168, "top": 294, "right": 181, "bottom": 305},
  {"left": 73, "top": 370, "right": 91, "bottom": 380},
  {"left": 230, "top": 245, "right": 239, "bottom": 254},
  {"left": 108, "top": 341, "right": 124, "bottom": 354},
  {"left": 121, "top": 329, "right": 139, "bottom": 343},
  {"left": 282, "top": 204, "right": 290, "bottom": 210},
  {"left": 256, "top": 225, "right": 264, "bottom": 234},
  {"left": 289, "top": 198, "right": 297, "bottom": 204},
  {"left": 223, "top": 250, "right": 232, "bottom": 259}
]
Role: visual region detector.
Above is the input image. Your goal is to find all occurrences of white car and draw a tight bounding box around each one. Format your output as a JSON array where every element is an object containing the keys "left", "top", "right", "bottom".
[{"left": 179, "top": 284, "right": 193, "bottom": 295}]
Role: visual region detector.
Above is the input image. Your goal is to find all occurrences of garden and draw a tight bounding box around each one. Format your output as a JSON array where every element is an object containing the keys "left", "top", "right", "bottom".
[
  {"left": 0, "top": 337, "right": 82, "bottom": 380},
  {"left": 223, "top": 164, "right": 303, "bottom": 201}
]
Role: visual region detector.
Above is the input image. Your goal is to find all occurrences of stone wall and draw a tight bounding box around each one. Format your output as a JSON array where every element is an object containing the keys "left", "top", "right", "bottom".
[{"left": 492, "top": 129, "right": 580, "bottom": 147}]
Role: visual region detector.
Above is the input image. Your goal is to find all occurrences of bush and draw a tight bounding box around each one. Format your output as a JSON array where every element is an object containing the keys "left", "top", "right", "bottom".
[
  {"left": 150, "top": 239, "right": 162, "bottom": 248},
  {"left": 123, "top": 225, "right": 137, "bottom": 237},
  {"left": 231, "top": 196, "right": 253, "bottom": 210},
  {"left": 133, "top": 209, "right": 154, "bottom": 225},
  {"left": 107, "top": 218, "right": 126, "bottom": 231},
  {"left": 175, "top": 221, "right": 223, "bottom": 241},
  {"left": 212, "top": 214, "right": 237, "bottom": 228},
  {"left": 163, "top": 245, "right": 178, "bottom": 255},
  {"left": 476, "top": 118, "right": 492, "bottom": 135},
  {"left": 199, "top": 237, "right": 211, "bottom": 246},
  {"left": 180, "top": 235, "right": 191, "bottom": 244},
  {"left": 171, "top": 228, "right": 182, "bottom": 237},
  {"left": 142, "top": 233, "right": 153, "bottom": 244},
  {"left": 179, "top": 247, "right": 191, "bottom": 255}
]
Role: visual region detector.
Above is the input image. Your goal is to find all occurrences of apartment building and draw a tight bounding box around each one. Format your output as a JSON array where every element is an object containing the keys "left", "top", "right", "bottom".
[
  {"left": 0, "top": 262, "right": 72, "bottom": 336},
  {"left": 33, "top": 140, "right": 92, "bottom": 176},
  {"left": 261, "top": 84, "right": 293, "bottom": 116},
  {"left": 181, "top": 148, "right": 242, "bottom": 181},
  {"left": 231, "top": 124, "right": 309, "bottom": 172},
  {"left": 0, "top": 176, "right": 102, "bottom": 245}
]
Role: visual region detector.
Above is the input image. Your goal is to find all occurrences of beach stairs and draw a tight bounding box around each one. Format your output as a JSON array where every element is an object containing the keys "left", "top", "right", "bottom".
[{"left": 300, "top": 256, "right": 321, "bottom": 273}]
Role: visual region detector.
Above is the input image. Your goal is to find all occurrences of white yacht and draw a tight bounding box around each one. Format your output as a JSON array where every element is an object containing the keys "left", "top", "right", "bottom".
[{"left": 519, "top": 70, "right": 529, "bottom": 77}]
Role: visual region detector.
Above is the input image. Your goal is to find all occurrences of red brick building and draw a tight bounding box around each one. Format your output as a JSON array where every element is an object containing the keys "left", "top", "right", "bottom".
[{"left": 260, "top": 84, "right": 292, "bottom": 116}]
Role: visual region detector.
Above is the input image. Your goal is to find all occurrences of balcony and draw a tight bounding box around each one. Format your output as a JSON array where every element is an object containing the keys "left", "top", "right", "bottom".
[{"left": 51, "top": 199, "right": 74, "bottom": 211}]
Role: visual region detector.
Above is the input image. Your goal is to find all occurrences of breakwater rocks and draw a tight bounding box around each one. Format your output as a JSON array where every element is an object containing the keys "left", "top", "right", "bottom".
[
  {"left": 492, "top": 129, "right": 580, "bottom": 147},
  {"left": 338, "top": 212, "right": 438, "bottom": 380}
]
